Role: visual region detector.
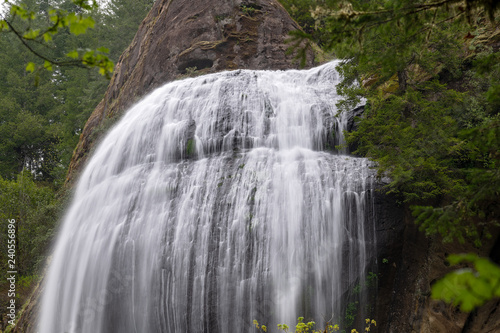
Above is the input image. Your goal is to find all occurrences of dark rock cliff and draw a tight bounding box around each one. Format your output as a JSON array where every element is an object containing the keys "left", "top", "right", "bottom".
[{"left": 371, "top": 199, "right": 499, "bottom": 333}]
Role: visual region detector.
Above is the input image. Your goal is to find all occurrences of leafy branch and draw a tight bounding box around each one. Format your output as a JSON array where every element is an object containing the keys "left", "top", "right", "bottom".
[
  {"left": 0, "top": 0, "right": 114, "bottom": 77},
  {"left": 432, "top": 254, "right": 500, "bottom": 311}
]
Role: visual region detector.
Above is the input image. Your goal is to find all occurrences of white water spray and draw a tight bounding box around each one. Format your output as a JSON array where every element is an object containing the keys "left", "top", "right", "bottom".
[{"left": 39, "top": 61, "right": 376, "bottom": 333}]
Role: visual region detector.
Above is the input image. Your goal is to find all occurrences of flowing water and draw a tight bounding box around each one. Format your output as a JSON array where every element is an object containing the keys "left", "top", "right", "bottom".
[{"left": 39, "top": 61, "right": 376, "bottom": 333}]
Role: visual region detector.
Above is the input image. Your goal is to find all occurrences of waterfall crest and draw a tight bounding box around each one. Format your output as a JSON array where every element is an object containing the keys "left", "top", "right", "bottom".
[{"left": 39, "top": 61, "right": 376, "bottom": 333}]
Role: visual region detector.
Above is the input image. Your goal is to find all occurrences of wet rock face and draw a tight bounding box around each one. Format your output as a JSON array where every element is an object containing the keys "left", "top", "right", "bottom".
[
  {"left": 67, "top": 0, "right": 317, "bottom": 184},
  {"left": 372, "top": 201, "right": 500, "bottom": 333}
]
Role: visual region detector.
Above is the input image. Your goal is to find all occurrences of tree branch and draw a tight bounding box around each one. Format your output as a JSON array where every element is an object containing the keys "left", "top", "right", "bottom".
[{"left": 1, "top": 15, "right": 86, "bottom": 68}]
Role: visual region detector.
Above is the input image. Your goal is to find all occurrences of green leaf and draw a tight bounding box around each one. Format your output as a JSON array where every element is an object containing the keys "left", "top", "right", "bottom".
[
  {"left": 96, "top": 46, "right": 109, "bottom": 53},
  {"left": 432, "top": 254, "right": 500, "bottom": 312},
  {"left": 44, "top": 61, "right": 53, "bottom": 71},
  {"left": 25, "top": 62, "right": 36, "bottom": 73},
  {"left": 66, "top": 50, "right": 79, "bottom": 59},
  {"left": 49, "top": 11, "right": 61, "bottom": 24},
  {"left": 10, "top": 5, "right": 26, "bottom": 17},
  {"left": 0, "top": 20, "right": 8, "bottom": 31},
  {"left": 42, "top": 32, "right": 52, "bottom": 42},
  {"left": 68, "top": 14, "right": 95, "bottom": 35},
  {"left": 23, "top": 29, "right": 40, "bottom": 39}
]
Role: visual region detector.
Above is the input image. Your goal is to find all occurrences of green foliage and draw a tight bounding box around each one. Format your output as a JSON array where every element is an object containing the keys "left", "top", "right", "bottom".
[
  {"left": 344, "top": 301, "right": 358, "bottom": 328},
  {"left": 215, "top": 13, "right": 229, "bottom": 22},
  {"left": 253, "top": 317, "right": 376, "bottom": 333},
  {"left": 102, "top": 0, "right": 156, "bottom": 60},
  {"left": 285, "top": 0, "right": 500, "bottom": 245},
  {"left": 279, "top": 0, "right": 331, "bottom": 46},
  {"left": 0, "top": 108, "right": 63, "bottom": 181},
  {"left": 345, "top": 78, "right": 497, "bottom": 244},
  {"left": 0, "top": 38, "right": 98, "bottom": 184},
  {"left": 432, "top": 253, "right": 500, "bottom": 311},
  {"left": 185, "top": 66, "right": 198, "bottom": 77},
  {"left": 283, "top": 0, "right": 500, "bottom": 313},
  {"left": 0, "top": 171, "right": 59, "bottom": 277},
  {"left": 366, "top": 272, "right": 378, "bottom": 288},
  {"left": 1, "top": 0, "right": 114, "bottom": 77},
  {"left": 240, "top": 4, "right": 259, "bottom": 16},
  {"left": 0, "top": 0, "right": 154, "bottom": 184},
  {"left": 285, "top": 1, "right": 499, "bottom": 74},
  {"left": 352, "top": 271, "right": 378, "bottom": 297},
  {"left": 17, "top": 274, "right": 39, "bottom": 289},
  {"left": 349, "top": 82, "right": 463, "bottom": 192},
  {"left": 410, "top": 117, "right": 499, "bottom": 244}
]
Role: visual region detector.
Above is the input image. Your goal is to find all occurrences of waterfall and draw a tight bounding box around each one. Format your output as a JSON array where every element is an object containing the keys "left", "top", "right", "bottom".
[{"left": 39, "top": 61, "right": 376, "bottom": 333}]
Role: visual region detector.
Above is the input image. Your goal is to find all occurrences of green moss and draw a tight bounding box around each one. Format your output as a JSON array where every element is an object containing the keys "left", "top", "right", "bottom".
[
  {"left": 215, "top": 13, "right": 229, "bottom": 22},
  {"left": 186, "top": 139, "right": 195, "bottom": 157},
  {"left": 344, "top": 301, "right": 358, "bottom": 328},
  {"left": 240, "top": 5, "right": 258, "bottom": 16}
]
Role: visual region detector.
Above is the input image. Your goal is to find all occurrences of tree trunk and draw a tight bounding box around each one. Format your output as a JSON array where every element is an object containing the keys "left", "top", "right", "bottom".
[{"left": 398, "top": 69, "right": 408, "bottom": 93}]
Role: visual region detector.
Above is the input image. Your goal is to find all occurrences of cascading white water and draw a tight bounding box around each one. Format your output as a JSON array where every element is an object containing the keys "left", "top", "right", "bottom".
[{"left": 39, "top": 61, "right": 376, "bottom": 333}]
